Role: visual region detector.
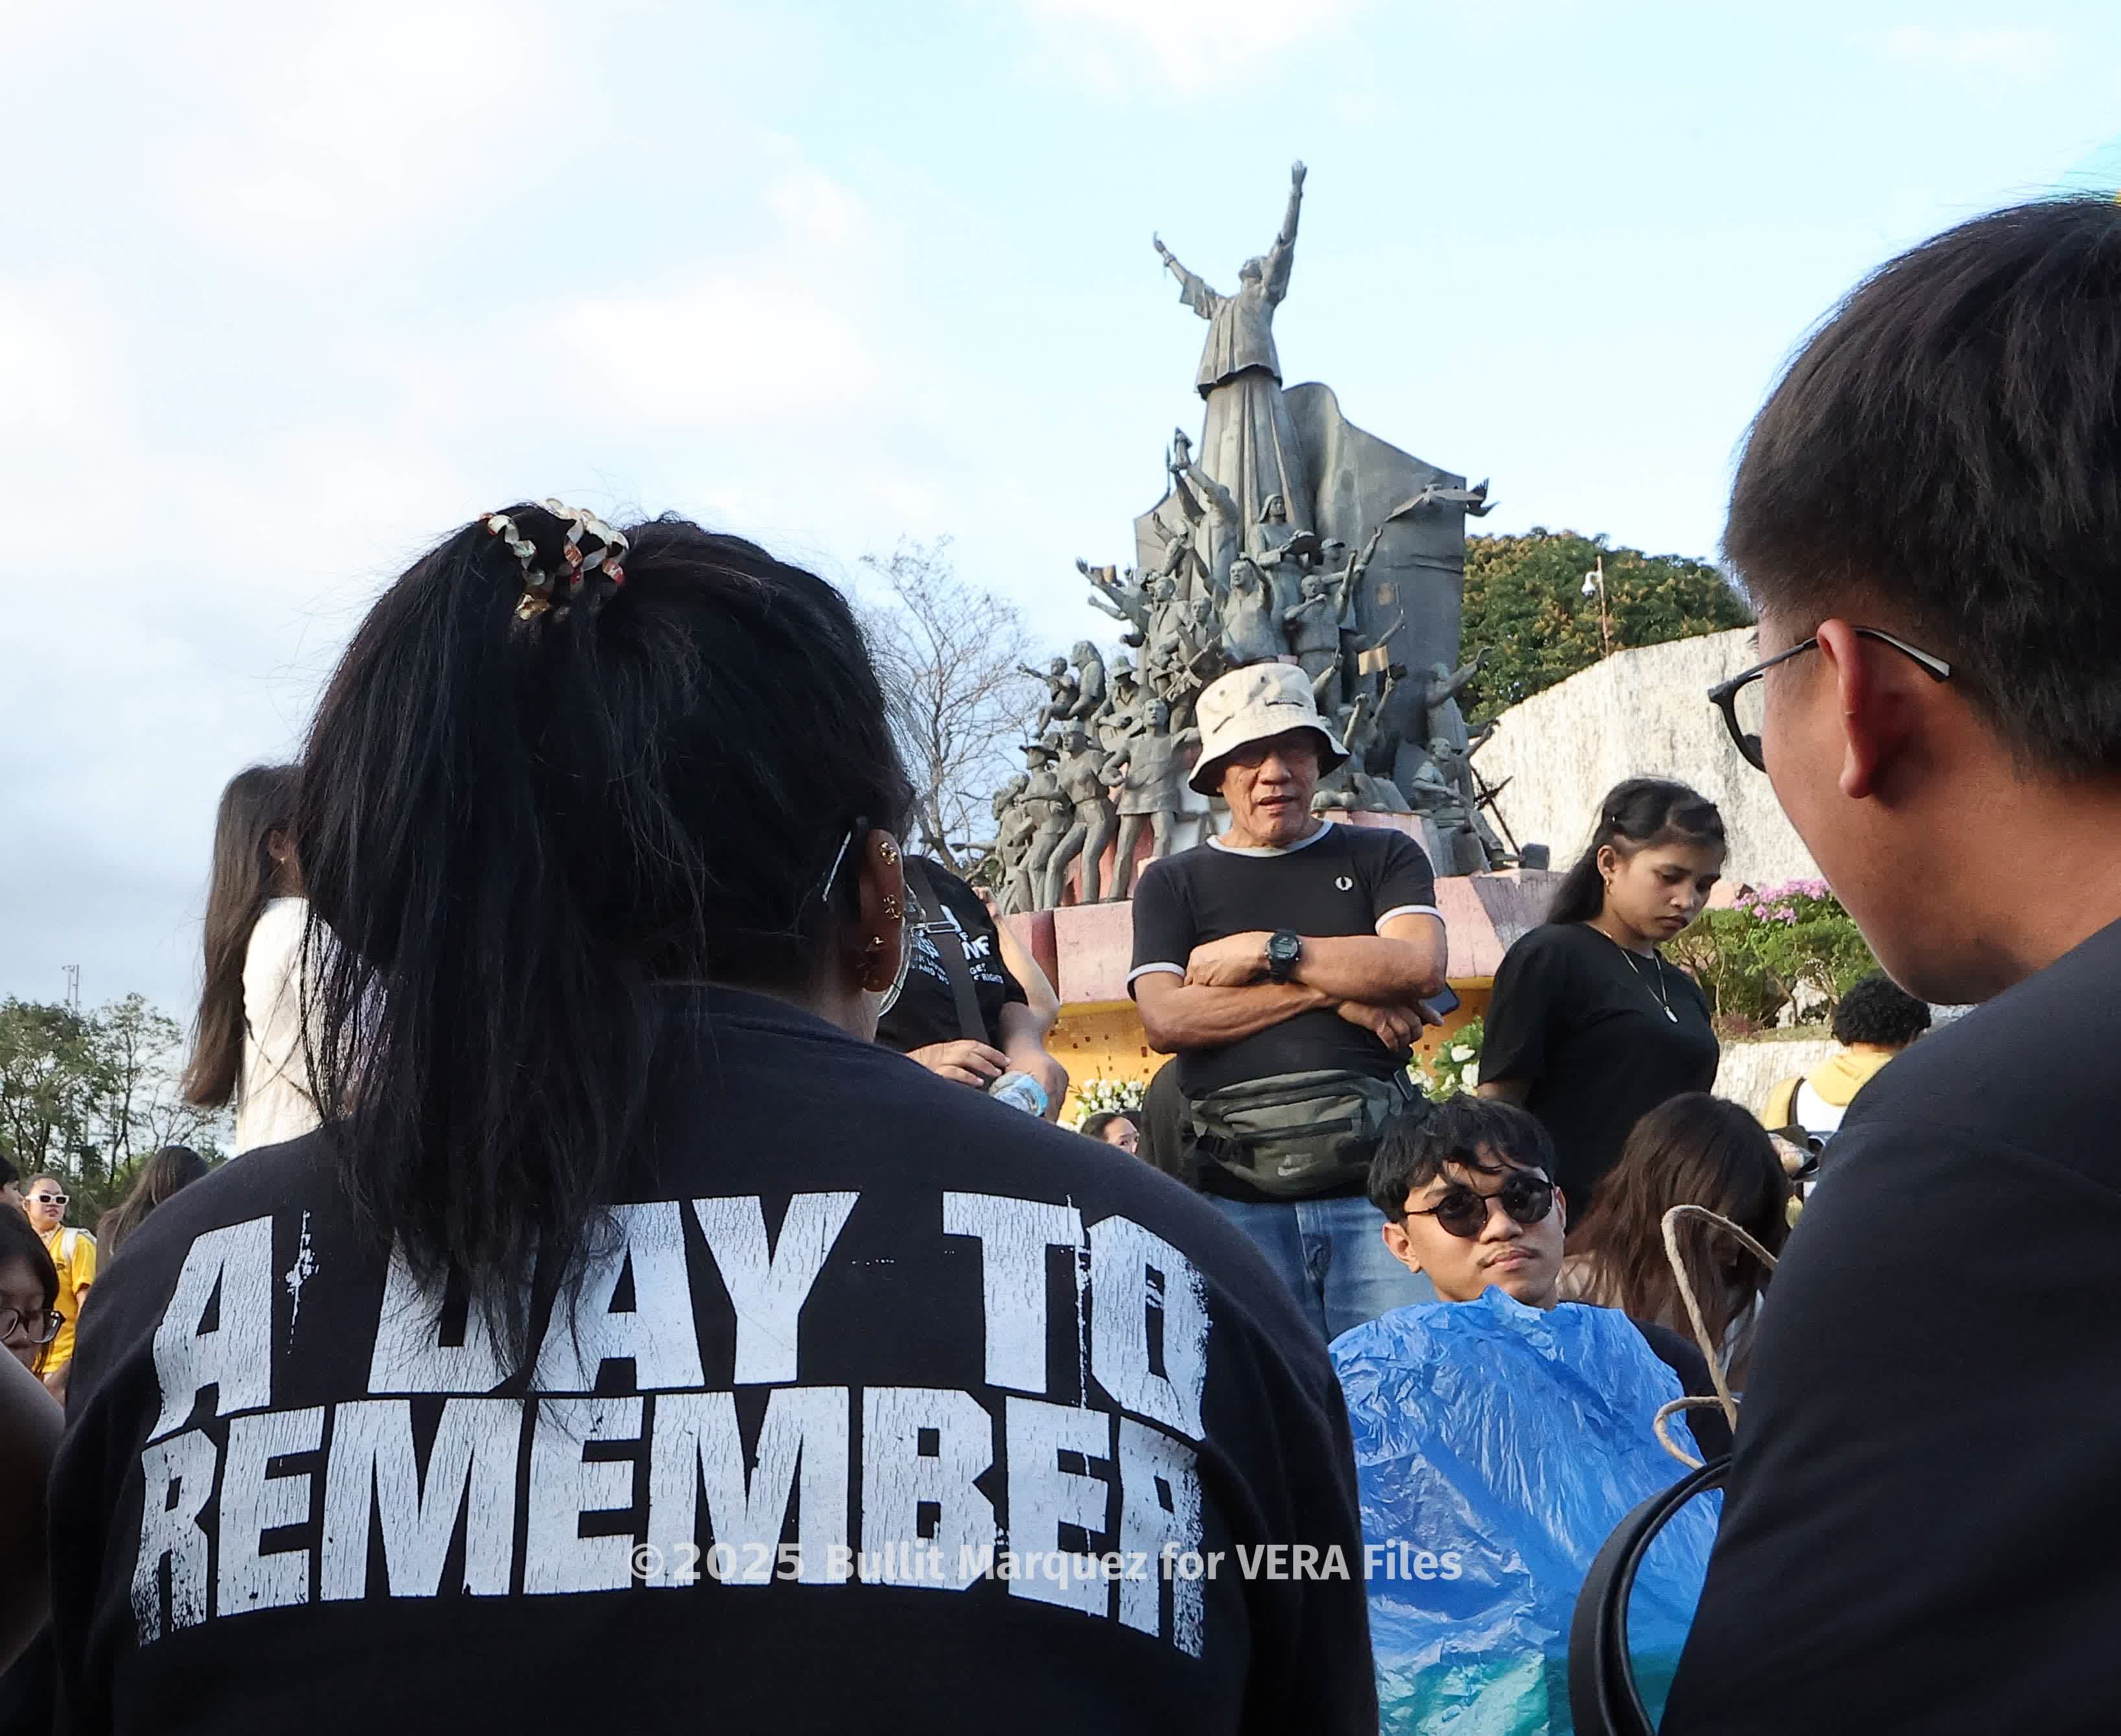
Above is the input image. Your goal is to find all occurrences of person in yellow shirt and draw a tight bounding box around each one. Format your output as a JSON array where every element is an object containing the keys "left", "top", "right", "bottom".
[
  {"left": 23, "top": 1176, "right": 95, "bottom": 1401},
  {"left": 1764, "top": 975, "right": 1931, "bottom": 1144}
]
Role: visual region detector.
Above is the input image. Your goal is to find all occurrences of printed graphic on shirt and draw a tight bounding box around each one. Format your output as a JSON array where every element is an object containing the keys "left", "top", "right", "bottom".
[
  {"left": 907, "top": 904, "right": 1006, "bottom": 992},
  {"left": 128, "top": 1194, "right": 1213, "bottom": 1658}
]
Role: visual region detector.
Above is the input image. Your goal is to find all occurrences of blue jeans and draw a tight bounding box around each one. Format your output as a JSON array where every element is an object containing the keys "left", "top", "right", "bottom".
[{"left": 1210, "top": 1192, "right": 1436, "bottom": 1344}]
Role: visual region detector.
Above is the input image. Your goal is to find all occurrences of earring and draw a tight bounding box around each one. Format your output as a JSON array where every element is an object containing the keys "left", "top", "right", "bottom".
[
  {"left": 881, "top": 895, "right": 902, "bottom": 921},
  {"left": 880, "top": 841, "right": 900, "bottom": 867}
]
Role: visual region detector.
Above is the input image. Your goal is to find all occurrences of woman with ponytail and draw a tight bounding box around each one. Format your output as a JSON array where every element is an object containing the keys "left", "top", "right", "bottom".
[
  {"left": 46, "top": 504, "right": 1376, "bottom": 1733},
  {"left": 1478, "top": 777, "right": 1727, "bottom": 1219}
]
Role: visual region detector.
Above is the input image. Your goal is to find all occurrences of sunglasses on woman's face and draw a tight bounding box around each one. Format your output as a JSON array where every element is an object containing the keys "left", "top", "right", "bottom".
[
  {"left": 1405, "top": 1171, "right": 1556, "bottom": 1239},
  {"left": 29, "top": 1193, "right": 65, "bottom": 1207}
]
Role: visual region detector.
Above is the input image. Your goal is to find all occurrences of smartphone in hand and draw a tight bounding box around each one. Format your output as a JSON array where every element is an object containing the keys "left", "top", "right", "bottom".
[{"left": 1417, "top": 985, "right": 1461, "bottom": 1023}]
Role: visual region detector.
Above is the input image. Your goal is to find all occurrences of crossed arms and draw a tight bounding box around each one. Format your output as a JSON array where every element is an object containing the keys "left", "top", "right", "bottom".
[{"left": 1134, "top": 915, "right": 1447, "bottom": 1055}]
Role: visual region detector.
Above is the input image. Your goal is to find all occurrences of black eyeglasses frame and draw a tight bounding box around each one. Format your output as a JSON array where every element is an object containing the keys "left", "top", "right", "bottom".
[{"left": 1707, "top": 628, "right": 1952, "bottom": 772}]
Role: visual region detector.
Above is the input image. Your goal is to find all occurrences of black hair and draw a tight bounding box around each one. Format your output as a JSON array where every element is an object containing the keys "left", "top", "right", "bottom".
[
  {"left": 183, "top": 764, "right": 301, "bottom": 1108},
  {"left": 0, "top": 1207, "right": 59, "bottom": 1376},
  {"left": 1367, "top": 1096, "right": 1555, "bottom": 1220},
  {"left": 97, "top": 1145, "right": 212, "bottom": 1259},
  {"left": 1079, "top": 1110, "right": 1140, "bottom": 1142},
  {"left": 0, "top": 1155, "right": 16, "bottom": 1190},
  {"left": 1546, "top": 777, "right": 1727, "bottom": 927},
  {"left": 1727, "top": 197, "right": 2121, "bottom": 775},
  {"left": 299, "top": 507, "right": 915, "bottom": 1368},
  {"left": 1831, "top": 972, "right": 1931, "bottom": 1049}
]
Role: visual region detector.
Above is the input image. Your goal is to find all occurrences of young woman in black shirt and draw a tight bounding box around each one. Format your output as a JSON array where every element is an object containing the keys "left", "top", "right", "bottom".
[
  {"left": 1478, "top": 778, "right": 1726, "bottom": 1222},
  {"left": 43, "top": 504, "right": 1377, "bottom": 1735}
]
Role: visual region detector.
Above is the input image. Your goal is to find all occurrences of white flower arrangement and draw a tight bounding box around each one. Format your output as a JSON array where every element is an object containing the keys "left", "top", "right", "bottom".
[
  {"left": 1069, "top": 1075, "right": 1148, "bottom": 1125},
  {"left": 1412, "top": 1016, "right": 1485, "bottom": 1102}
]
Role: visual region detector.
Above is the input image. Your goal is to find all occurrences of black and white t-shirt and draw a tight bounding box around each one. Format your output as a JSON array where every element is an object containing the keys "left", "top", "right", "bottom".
[
  {"left": 1665, "top": 917, "right": 2121, "bottom": 1735},
  {"left": 49, "top": 991, "right": 1374, "bottom": 1735},
  {"left": 1479, "top": 923, "right": 1718, "bottom": 1214},
  {"left": 1127, "top": 821, "right": 1441, "bottom": 1100},
  {"left": 875, "top": 860, "right": 1028, "bottom": 1055}
]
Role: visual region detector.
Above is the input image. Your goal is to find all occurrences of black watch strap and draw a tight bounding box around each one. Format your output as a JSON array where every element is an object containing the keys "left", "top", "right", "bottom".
[{"left": 1266, "top": 930, "right": 1302, "bottom": 984}]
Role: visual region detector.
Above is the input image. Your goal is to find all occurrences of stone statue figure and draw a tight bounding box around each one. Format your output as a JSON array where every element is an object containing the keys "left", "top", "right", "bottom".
[
  {"left": 1021, "top": 657, "right": 1077, "bottom": 738},
  {"left": 1313, "top": 680, "right": 1412, "bottom": 814},
  {"left": 1044, "top": 729, "right": 1119, "bottom": 909},
  {"left": 1170, "top": 441, "right": 1243, "bottom": 598},
  {"left": 1097, "top": 700, "right": 1202, "bottom": 901},
  {"left": 1081, "top": 561, "right": 1151, "bottom": 644},
  {"left": 1282, "top": 574, "right": 1342, "bottom": 703},
  {"left": 989, "top": 775, "right": 1038, "bottom": 916},
  {"left": 1219, "top": 555, "right": 1284, "bottom": 666},
  {"left": 1057, "top": 641, "right": 1108, "bottom": 729},
  {"left": 1154, "top": 161, "right": 1315, "bottom": 547},
  {"left": 1393, "top": 651, "right": 1484, "bottom": 797},
  {"left": 1094, "top": 655, "right": 1147, "bottom": 757},
  {"left": 1016, "top": 740, "right": 1073, "bottom": 914}
]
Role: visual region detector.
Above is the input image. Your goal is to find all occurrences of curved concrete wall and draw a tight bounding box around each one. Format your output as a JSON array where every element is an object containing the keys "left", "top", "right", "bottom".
[{"left": 1479, "top": 627, "right": 1822, "bottom": 886}]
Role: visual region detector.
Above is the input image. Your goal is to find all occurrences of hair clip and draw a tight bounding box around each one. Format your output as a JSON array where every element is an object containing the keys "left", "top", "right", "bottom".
[{"left": 486, "top": 504, "right": 631, "bottom": 622}]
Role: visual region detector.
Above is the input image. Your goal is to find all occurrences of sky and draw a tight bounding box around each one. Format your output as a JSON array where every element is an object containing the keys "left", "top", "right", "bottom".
[{"left": 5, "top": 0, "right": 2120, "bottom": 1016}]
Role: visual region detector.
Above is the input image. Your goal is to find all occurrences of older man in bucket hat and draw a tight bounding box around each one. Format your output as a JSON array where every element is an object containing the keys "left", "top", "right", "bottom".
[{"left": 1129, "top": 663, "right": 1449, "bottom": 1338}]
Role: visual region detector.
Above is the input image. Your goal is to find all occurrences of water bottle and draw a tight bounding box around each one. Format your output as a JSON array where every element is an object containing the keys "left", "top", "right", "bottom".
[{"left": 988, "top": 1071, "right": 1049, "bottom": 1117}]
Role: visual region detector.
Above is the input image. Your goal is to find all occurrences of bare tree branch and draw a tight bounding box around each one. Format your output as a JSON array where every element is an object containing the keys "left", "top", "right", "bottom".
[{"left": 860, "top": 539, "right": 1041, "bottom": 868}]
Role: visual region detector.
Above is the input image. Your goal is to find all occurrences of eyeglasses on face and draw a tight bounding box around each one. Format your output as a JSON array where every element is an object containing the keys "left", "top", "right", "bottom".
[
  {"left": 1405, "top": 1170, "right": 1556, "bottom": 1239},
  {"left": 1706, "top": 628, "right": 1951, "bottom": 772},
  {"left": 0, "top": 1307, "right": 63, "bottom": 1344},
  {"left": 29, "top": 1193, "right": 66, "bottom": 1206}
]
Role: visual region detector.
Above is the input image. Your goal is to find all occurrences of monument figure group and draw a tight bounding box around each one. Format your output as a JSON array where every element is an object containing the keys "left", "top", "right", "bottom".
[{"left": 986, "top": 165, "right": 1519, "bottom": 912}]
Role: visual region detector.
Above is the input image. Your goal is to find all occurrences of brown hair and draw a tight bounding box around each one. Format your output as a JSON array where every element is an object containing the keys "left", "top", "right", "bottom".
[
  {"left": 97, "top": 1145, "right": 211, "bottom": 1259},
  {"left": 1568, "top": 1092, "right": 1788, "bottom": 1348},
  {"left": 183, "top": 764, "right": 301, "bottom": 1107}
]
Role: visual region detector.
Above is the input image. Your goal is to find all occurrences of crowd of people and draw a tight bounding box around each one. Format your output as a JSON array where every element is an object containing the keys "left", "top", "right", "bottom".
[{"left": 3, "top": 193, "right": 2121, "bottom": 1733}]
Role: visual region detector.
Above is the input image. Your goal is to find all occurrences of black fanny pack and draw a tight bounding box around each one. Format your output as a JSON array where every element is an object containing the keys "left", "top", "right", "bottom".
[{"left": 1189, "top": 1068, "right": 1427, "bottom": 1199}]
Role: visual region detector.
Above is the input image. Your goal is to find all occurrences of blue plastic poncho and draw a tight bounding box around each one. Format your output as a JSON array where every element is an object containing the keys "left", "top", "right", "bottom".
[{"left": 1331, "top": 1291, "right": 1718, "bottom": 1735}]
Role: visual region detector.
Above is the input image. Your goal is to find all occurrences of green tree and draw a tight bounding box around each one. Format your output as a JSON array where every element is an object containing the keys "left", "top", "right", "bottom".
[
  {"left": 0, "top": 996, "right": 226, "bottom": 1223},
  {"left": 1459, "top": 530, "right": 1753, "bottom": 724}
]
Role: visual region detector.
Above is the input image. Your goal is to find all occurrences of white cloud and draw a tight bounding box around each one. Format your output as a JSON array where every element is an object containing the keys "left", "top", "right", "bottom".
[
  {"left": 152, "top": 0, "right": 564, "bottom": 257},
  {"left": 1017, "top": 0, "right": 1370, "bottom": 97}
]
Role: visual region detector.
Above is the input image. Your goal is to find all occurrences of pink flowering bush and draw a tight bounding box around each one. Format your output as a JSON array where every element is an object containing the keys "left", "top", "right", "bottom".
[{"left": 1669, "top": 880, "right": 1877, "bottom": 1034}]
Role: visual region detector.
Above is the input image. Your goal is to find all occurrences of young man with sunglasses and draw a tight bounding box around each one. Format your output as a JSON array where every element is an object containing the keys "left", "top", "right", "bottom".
[
  {"left": 1665, "top": 200, "right": 2121, "bottom": 1735},
  {"left": 1359, "top": 1095, "right": 1728, "bottom": 1457}
]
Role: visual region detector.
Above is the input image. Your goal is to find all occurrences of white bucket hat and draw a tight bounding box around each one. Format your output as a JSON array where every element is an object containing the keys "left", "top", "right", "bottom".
[{"left": 1189, "top": 662, "right": 1348, "bottom": 795}]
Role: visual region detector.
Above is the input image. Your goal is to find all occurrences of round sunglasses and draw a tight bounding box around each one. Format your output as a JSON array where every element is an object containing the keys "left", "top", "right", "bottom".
[{"left": 1405, "top": 1171, "right": 1556, "bottom": 1239}]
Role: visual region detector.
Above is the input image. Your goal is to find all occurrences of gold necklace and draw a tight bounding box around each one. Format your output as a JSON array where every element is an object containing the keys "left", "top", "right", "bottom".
[{"left": 1590, "top": 922, "right": 1678, "bottom": 1023}]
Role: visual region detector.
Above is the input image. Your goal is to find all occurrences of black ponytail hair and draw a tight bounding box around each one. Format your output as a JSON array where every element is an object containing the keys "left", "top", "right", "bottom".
[
  {"left": 298, "top": 507, "right": 915, "bottom": 1367},
  {"left": 1545, "top": 777, "right": 1727, "bottom": 927}
]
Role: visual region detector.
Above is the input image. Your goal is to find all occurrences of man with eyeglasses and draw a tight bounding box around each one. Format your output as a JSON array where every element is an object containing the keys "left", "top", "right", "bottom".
[
  {"left": 1663, "top": 198, "right": 2121, "bottom": 1736},
  {"left": 22, "top": 1175, "right": 93, "bottom": 1402}
]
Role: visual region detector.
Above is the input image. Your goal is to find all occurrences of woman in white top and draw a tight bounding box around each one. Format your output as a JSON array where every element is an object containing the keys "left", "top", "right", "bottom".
[{"left": 181, "top": 764, "right": 328, "bottom": 1153}]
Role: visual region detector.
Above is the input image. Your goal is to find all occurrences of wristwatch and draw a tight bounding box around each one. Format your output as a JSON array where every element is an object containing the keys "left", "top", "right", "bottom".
[{"left": 1265, "top": 930, "right": 1303, "bottom": 983}]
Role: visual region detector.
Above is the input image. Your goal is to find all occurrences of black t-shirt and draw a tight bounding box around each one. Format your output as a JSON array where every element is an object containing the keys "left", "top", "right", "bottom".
[
  {"left": 1127, "top": 822, "right": 1441, "bottom": 1099},
  {"left": 1663, "top": 916, "right": 2121, "bottom": 1735},
  {"left": 49, "top": 991, "right": 1374, "bottom": 1735},
  {"left": 875, "top": 860, "right": 1028, "bottom": 1055},
  {"left": 1479, "top": 924, "right": 1718, "bottom": 1212}
]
